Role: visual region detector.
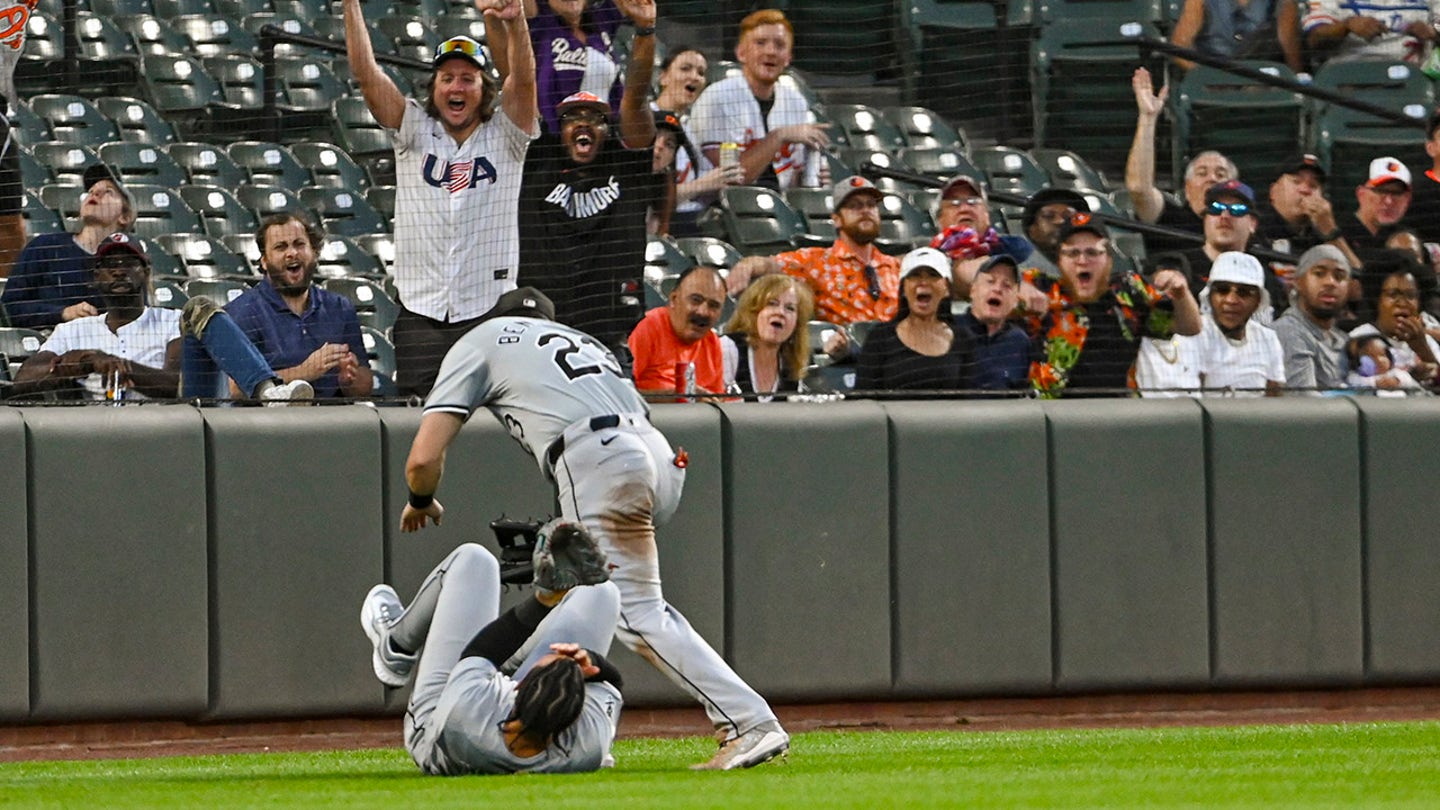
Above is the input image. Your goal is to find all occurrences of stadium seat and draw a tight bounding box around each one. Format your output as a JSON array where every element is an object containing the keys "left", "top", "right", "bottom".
[
  {"left": 126, "top": 184, "right": 205, "bottom": 238},
  {"left": 203, "top": 53, "right": 265, "bottom": 111},
  {"left": 317, "top": 235, "right": 387, "bottom": 280},
  {"left": 96, "top": 96, "right": 181, "bottom": 145},
  {"left": 1035, "top": 0, "right": 1164, "bottom": 22},
  {"left": 1032, "top": 19, "right": 1163, "bottom": 177},
  {"left": 240, "top": 12, "right": 319, "bottom": 56},
  {"left": 152, "top": 0, "right": 216, "bottom": 18},
  {"left": 179, "top": 184, "right": 260, "bottom": 238},
  {"left": 364, "top": 184, "right": 395, "bottom": 221},
  {"left": 221, "top": 233, "right": 261, "bottom": 267},
  {"left": 297, "top": 186, "right": 387, "bottom": 237},
  {"left": 876, "top": 193, "right": 934, "bottom": 255},
  {"left": 1310, "top": 61, "right": 1433, "bottom": 206},
  {"left": 155, "top": 232, "right": 254, "bottom": 279},
  {"left": 172, "top": 13, "right": 260, "bottom": 56},
  {"left": 141, "top": 53, "right": 227, "bottom": 137},
  {"left": 433, "top": 15, "right": 488, "bottom": 42},
  {"left": 228, "top": 141, "right": 312, "bottom": 188},
  {"left": 821, "top": 104, "right": 908, "bottom": 155},
  {"left": 897, "top": 147, "right": 984, "bottom": 183},
  {"left": 377, "top": 15, "right": 438, "bottom": 63},
  {"left": 29, "top": 94, "right": 121, "bottom": 147},
  {"left": 1173, "top": 61, "right": 1305, "bottom": 191},
  {"left": 644, "top": 234, "right": 693, "bottom": 289},
  {"left": 972, "top": 145, "right": 1051, "bottom": 197},
  {"left": 75, "top": 11, "right": 142, "bottom": 95},
  {"left": 15, "top": 12, "right": 63, "bottom": 97},
  {"left": 1030, "top": 147, "right": 1112, "bottom": 193},
  {"left": 213, "top": 0, "right": 270, "bottom": 16},
  {"left": 115, "top": 13, "right": 192, "bottom": 56},
  {"left": 270, "top": 0, "right": 330, "bottom": 25},
  {"left": 30, "top": 141, "right": 101, "bottom": 186},
  {"left": 331, "top": 96, "right": 395, "bottom": 183},
  {"left": 785, "top": 187, "right": 837, "bottom": 242},
  {"left": 21, "top": 191, "right": 65, "bottom": 236},
  {"left": 0, "top": 328, "right": 48, "bottom": 379},
  {"left": 167, "top": 141, "right": 251, "bottom": 188},
  {"left": 900, "top": 0, "right": 1034, "bottom": 142},
  {"left": 837, "top": 148, "right": 908, "bottom": 191},
  {"left": 236, "top": 182, "right": 310, "bottom": 222},
  {"left": 150, "top": 278, "right": 190, "bottom": 308},
  {"left": 17, "top": 147, "right": 54, "bottom": 189},
  {"left": 98, "top": 141, "right": 191, "bottom": 189},
  {"left": 881, "top": 106, "right": 968, "bottom": 153},
  {"left": 785, "top": 0, "right": 898, "bottom": 78},
  {"left": 38, "top": 183, "right": 83, "bottom": 225},
  {"left": 290, "top": 141, "right": 371, "bottom": 190},
  {"left": 274, "top": 56, "right": 350, "bottom": 139},
  {"left": 10, "top": 100, "right": 54, "bottom": 146},
  {"left": 708, "top": 186, "right": 813, "bottom": 257},
  {"left": 360, "top": 325, "right": 398, "bottom": 395},
  {"left": 322, "top": 277, "right": 398, "bottom": 332},
  {"left": 353, "top": 233, "right": 395, "bottom": 273},
  {"left": 185, "top": 277, "right": 252, "bottom": 304},
  {"left": 674, "top": 236, "right": 745, "bottom": 274},
  {"left": 91, "top": 0, "right": 158, "bottom": 17}
]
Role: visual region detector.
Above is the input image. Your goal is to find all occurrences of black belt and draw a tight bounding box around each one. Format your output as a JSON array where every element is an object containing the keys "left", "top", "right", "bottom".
[{"left": 546, "top": 414, "right": 622, "bottom": 469}]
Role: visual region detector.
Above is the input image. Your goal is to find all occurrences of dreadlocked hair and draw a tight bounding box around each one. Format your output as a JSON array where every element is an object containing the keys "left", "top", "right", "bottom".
[{"left": 510, "top": 657, "right": 586, "bottom": 741}]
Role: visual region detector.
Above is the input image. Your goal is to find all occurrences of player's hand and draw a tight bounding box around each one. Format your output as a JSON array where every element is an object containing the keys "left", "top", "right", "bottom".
[
  {"left": 550, "top": 643, "right": 600, "bottom": 678},
  {"left": 61, "top": 302, "right": 99, "bottom": 322},
  {"left": 1132, "top": 67, "right": 1167, "bottom": 117},
  {"left": 401, "top": 498, "right": 444, "bottom": 532},
  {"left": 476, "top": 0, "right": 521, "bottom": 20},
  {"left": 614, "top": 0, "right": 656, "bottom": 28}
]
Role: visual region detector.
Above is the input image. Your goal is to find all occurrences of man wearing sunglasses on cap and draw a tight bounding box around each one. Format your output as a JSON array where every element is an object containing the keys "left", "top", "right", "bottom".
[
  {"left": 1174, "top": 179, "right": 1288, "bottom": 314},
  {"left": 344, "top": 0, "right": 538, "bottom": 398}
]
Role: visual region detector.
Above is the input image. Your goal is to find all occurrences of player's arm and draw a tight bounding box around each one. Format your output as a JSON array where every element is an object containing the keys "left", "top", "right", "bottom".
[
  {"left": 616, "top": 0, "right": 657, "bottom": 149},
  {"left": 401, "top": 411, "right": 464, "bottom": 531},
  {"left": 342, "top": 0, "right": 406, "bottom": 129}
]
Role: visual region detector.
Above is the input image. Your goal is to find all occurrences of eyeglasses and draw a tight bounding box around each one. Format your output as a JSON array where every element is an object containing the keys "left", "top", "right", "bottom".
[
  {"left": 1205, "top": 201, "right": 1251, "bottom": 217},
  {"left": 862, "top": 264, "right": 881, "bottom": 299},
  {"left": 1381, "top": 287, "right": 1420, "bottom": 300},
  {"left": 1210, "top": 281, "right": 1259, "bottom": 298},
  {"left": 942, "top": 197, "right": 985, "bottom": 208},
  {"left": 1058, "top": 246, "right": 1107, "bottom": 260}
]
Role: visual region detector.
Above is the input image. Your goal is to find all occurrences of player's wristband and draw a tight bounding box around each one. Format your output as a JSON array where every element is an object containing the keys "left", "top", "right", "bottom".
[
  {"left": 408, "top": 490, "right": 434, "bottom": 510},
  {"left": 633, "top": 25, "right": 656, "bottom": 37}
]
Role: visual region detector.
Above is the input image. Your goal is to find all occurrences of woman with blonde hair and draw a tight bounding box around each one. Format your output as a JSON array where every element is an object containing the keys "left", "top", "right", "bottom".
[{"left": 720, "top": 274, "right": 812, "bottom": 401}]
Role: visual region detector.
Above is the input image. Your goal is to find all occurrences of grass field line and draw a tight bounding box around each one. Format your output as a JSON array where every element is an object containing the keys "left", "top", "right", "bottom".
[{"left": 0, "top": 721, "right": 1437, "bottom": 808}]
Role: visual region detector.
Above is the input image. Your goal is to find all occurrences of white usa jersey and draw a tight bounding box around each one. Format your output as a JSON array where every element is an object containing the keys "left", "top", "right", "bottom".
[
  {"left": 424, "top": 317, "right": 648, "bottom": 472},
  {"left": 687, "top": 74, "right": 820, "bottom": 190},
  {"left": 392, "top": 101, "right": 536, "bottom": 322}
]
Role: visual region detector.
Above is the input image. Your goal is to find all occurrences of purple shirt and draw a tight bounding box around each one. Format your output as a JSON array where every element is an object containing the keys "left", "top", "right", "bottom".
[
  {"left": 530, "top": 0, "right": 624, "bottom": 134},
  {"left": 225, "top": 280, "right": 369, "bottom": 398}
]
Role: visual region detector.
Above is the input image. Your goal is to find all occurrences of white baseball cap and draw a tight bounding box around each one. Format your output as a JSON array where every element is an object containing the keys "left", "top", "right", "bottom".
[
  {"left": 1367, "top": 157, "right": 1411, "bottom": 189},
  {"left": 1207, "top": 251, "right": 1264, "bottom": 288},
  {"left": 900, "top": 246, "right": 950, "bottom": 280}
]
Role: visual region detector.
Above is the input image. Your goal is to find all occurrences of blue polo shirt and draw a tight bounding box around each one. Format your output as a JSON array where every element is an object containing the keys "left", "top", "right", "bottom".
[
  {"left": 955, "top": 311, "right": 1036, "bottom": 392},
  {"left": 225, "top": 280, "right": 369, "bottom": 398},
  {"left": 1, "top": 232, "right": 104, "bottom": 330}
]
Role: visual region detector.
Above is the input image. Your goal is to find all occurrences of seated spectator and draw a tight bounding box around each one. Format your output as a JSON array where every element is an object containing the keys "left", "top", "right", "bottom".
[
  {"left": 856, "top": 247, "right": 975, "bottom": 393},
  {"left": 728, "top": 176, "right": 899, "bottom": 359},
  {"left": 652, "top": 47, "right": 741, "bottom": 237},
  {"left": 1273, "top": 245, "right": 1353, "bottom": 391},
  {"left": 628, "top": 265, "right": 725, "bottom": 398},
  {"left": 1126, "top": 67, "right": 1237, "bottom": 254},
  {"left": 1303, "top": 0, "right": 1440, "bottom": 66},
  {"left": 689, "top": 9, "right": 829, "bottom": 191},
  {"left": 1257, "top": 153, "right": 1361, "bottom": 267},
  {"left": 1, "top": 165, "right": 132, "bottom": 330},
  {"left": 954, "top": 254, "right": 1036, "bottom": 392},
  {"left": 719, "top": 273, "right": 813, "bottom": 401},
  {"left": 1342, "top": 157, "right": 1412, "bottom": 264},
  {"left": 1017, "top": 189, "right": 1090, "bottom": 280},
  {"left": 648, "top": 109, "right": 686, "bottom": 236},
  {"left": 181, "top": 214, "right": 372, "bottom": 399},
  {"left": 179, "top": 296, "right": 314, "bottom": 404},
  {"left": 927, "top": 175, "right": 1038, "bottom": 308},
  {"left": 1190, "top": 252, "right": 1286, "bottom": 396},
  {"left": 1025, "top": 214, "right": 1201, "bottom": 398},
  {"left": 11, "top": 234, "right": 179, "bottom": 401},
  {"left": 1170, "top": 0, "right": 1303, "bottom": 73},
  {"left": 1346, "top": 333, "right": 1424, "bottom": 395},
  {"left": 1347, "top": 265, "right": 1440, "bottom": 386},
  {"left": 1177, "top": 179, "right": 1289, "bottom": 308}
]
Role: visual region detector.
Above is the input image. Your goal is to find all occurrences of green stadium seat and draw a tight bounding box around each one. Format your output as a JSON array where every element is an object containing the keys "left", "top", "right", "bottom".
[
  {"left": 75, "top": 11, "right": 142, "bottom": 95},
  {"left": 10, "top": 101, "right": 54, "bottom": 146},
  {"left": 290, "top": 141, "right": 371, "bottom": 191},
  {"left": 365, "top": 185, "right": 395, "bottom": 222},
  {"left": 179, "top": 184, "right": 260, "bottom": 238},
  {"left": 127, "top": 184, "right": 205, "bottom": 238},
  {"left": 785, "top": 187, "right": 837, "bottom": 242},
  {"left": 1173, "top": 61, "right": 1305, "bottom": 190},
  {"left": 881, "top": 105, "right": 968, "bottom": 153},
  {"left": 972, "top": 145, "right": 1051, "bottom": 197},
  {"left": 322, "top": 277, "right": 398, "bottom": 332},
  {"left": 361, "top": 325, "right": 398, "bottom": 394},
  {"left": 29, "top": 94, "right": 121, "bottom": 147},
  {"left": 353, "top": 232, "right": 395, "bottom": 274},
  {"left": 236, "top": 182, "right": 310, "bottom": 222},
  {"left": 38, "top": 182, "right": 83, "bottom": 225},
  {"left": 96, "top": 96, "right": 181, "bottom": 146},
  {"left": 91, "top": 0, "right": 158, "bottom": 16},
  {"left": 228, "top": 141, "right": 312, "bottom": 189},
  {"left": 184, "top": 277, "right": 252, "bottom": 304},
  {"left": 155, "top": 232, "right": 254, "bottom": 279},
  {"left": 21, "top": 191, "right": 65, "bottom": 236},
  {"left": 172, "top": 13, "right": 259, "bottom": 57},
  {"left": 166, "top": 141, "right": 250, "bottom": 188},
  {"left": 897, "top": 147, "right": 984, "bottom": 183},
  {"left": 152, "top": 0, "right": 216, "bottom": 19},
  {"left": 141, "top": 53, "right": 227, "bottom": 138},
  {"left": 298, "top": 186, "right": 389, "bottom": 237},
  {"left": 15, "top": 12, "right": 64, "bottom": 97},
  {"left": 211, "top": 0, "right": 269, "bottom": 21},
  {"left": 674, "top": 236, "right": 745, "bottom": 274},
  {"left": 30, "top": 141, "right": 101, "bottom": 186},
  {"left": 708, "top": 186, "right": 813, "bottom": 257},
  {"left": 876, "top": 192, "right": 935, "bottom": 256},
  {"left": 644, "top": 234, "right": 694, "bottom": 289},
  {"left": 17, "top": 146, "right": 53, "bottom": 188},
  {"left": 317, "top": 235, "right": 387, "bottom": 280},
  {"left": 900, "top": 0, "right": 1034, "bottom": 142},
  {"left": 97, "top": 141, "right": 190, "bottom": 190},
  {"left": 150, "top": 277, "right": 190, "bottom": 308},
  {"left": 786, "top": 0, "right": 898, "bottom": 78},
  {"left": 1030, "top": 147, "right": 1112, "bottom": 193},
  {"left": 203, "top": 53, "right": 265, "bottom": 111},
  {"left": 115, "top": 13, "right": 192, "bottom": 56},
  {"left": 822, "top": 104, "right": 908, "bottom": 155}
]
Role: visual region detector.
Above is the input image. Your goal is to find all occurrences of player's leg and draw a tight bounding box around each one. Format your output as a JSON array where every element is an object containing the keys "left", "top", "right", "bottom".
[
  {"left": 359, "top": 543, "right": 502, "bottom": 762},
  {"left": 554, "top": 427, "right": 782, "bottom": 748},
  {"left": 508, "top": 581, "right": 621, "bottom": 680}
]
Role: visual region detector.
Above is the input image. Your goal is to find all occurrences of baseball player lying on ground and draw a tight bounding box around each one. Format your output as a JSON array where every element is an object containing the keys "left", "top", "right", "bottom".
[
  {"left": 360, "top": 522, "right": 621, "bottom": 774},
  {"left": 398, "top": 286, "right": 790, "bottom": 770}
]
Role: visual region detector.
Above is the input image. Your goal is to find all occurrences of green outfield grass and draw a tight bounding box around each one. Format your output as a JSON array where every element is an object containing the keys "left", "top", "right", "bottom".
[{"left": 2, "top": 721, "right": 1437, "bottom": 808}]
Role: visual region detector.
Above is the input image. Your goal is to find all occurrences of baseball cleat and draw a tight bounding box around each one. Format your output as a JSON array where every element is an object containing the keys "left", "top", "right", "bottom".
[
  {"left": 532, "top": 518, "right": 610, "bottom": 592},
  {"left": 260, "top": 379, "right": 314, "bottom": 406},
  {"left": 689, "top": 724, "right": 790, "bottom": 771},
  {"left": 360, "top": 584, "right": 416, "bottom": 688}
]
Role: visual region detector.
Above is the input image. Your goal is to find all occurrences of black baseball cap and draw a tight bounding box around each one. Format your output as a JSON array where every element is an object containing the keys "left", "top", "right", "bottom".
[
  {"left": 82, "top": 163, "right": 132, "bottom": 207},
  {"left": 1021, "top": 188, "right": 1090, "bottom": 230},
  {"left": 490, "top": 286, "right": 555, "bottom": 321},
  {"left": 1276, "top": 153, "right": 1326, "bottom": 183},
  {"left": 653, "top": 109, "right": 688, "bottom": 147},
  {"left": 1056, "top": 211, "right": 1108, "bottom": 242}
]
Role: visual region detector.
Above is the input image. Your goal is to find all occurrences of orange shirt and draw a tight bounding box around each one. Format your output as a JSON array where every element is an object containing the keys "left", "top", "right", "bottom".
[
  {"left": 627, "top": 306, "right": 725, "bottom": 395},
  {"left": 775, "top": 241, "right": 900, "bottom": 325}
]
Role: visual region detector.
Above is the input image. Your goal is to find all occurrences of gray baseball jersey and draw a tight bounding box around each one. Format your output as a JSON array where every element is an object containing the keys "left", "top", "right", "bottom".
[
  {"left": 425, "top": 316, "right": 647, "bottom": 472},
  {"left": 427, "top": 658, "right": 621, "bottom": 775}
]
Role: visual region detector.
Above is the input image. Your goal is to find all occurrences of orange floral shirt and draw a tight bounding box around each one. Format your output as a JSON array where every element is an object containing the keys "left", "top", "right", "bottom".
[{"left": 775, "top": 242, "right": 900, "bottom": 325}]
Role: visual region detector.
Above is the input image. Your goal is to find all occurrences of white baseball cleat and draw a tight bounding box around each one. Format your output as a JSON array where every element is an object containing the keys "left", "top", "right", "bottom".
[
  {"left": 360, "top": 584, "right": 416, "bottom": 688},
  {"left": 689, "top": 723, "right": 790, "bottom": 770},
  {"left": 260, "top": 379, "right": 314, "bottom": 406}
]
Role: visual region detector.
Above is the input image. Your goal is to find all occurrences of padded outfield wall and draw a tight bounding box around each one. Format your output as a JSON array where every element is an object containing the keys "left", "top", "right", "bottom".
[{"left": 1, "top": 398, "right": 1437, "bottom": 723}]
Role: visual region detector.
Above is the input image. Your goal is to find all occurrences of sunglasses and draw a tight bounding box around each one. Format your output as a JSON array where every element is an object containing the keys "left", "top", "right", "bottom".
[
  {"left": 436, "top": 37, "right": 485, "bottom": 64},
  {"left": 1210, "top": 281, "right": 1259, "bottom": 298},
  {"left": 1205, "top": 201, "right": 1250, "bottom": 217},
  {"left": 862, "top": 264, "right": 881, "bottom": 299}
]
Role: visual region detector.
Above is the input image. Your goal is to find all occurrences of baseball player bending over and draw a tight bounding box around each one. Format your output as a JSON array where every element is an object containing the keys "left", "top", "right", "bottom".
[
  {"left": 399, "top": 286, "right": 790, "bottom": 770},
  {"left": 360, "top": 524, "right": 621, "bottom": 774}
]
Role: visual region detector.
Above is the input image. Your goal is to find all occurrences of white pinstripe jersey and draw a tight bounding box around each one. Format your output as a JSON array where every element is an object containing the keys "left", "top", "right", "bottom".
[{"left": 687, "top": 74, "right": 820, "bottom": 190}]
